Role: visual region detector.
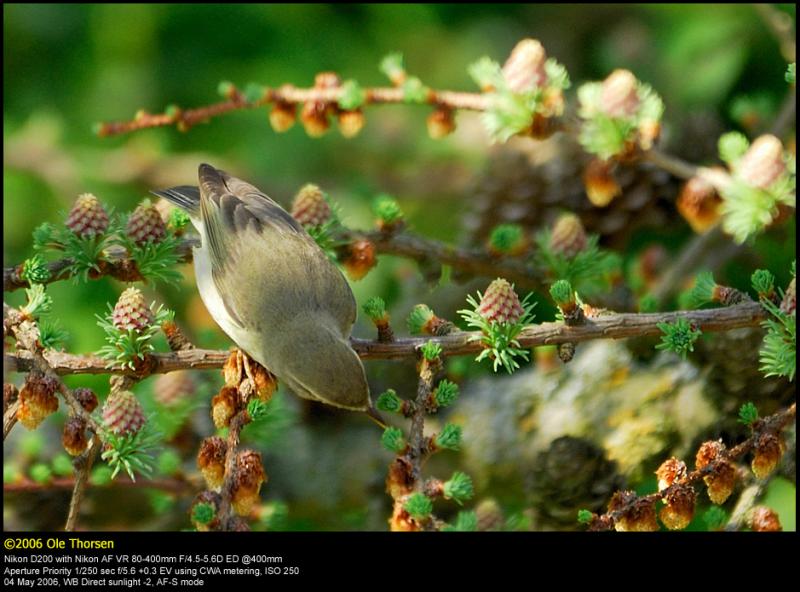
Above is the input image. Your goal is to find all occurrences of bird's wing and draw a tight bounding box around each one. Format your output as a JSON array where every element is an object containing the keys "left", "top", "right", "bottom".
[
  {"left": 194, "top": 164, "right": 357, "bottom": 335},
  {"left": 150, "top": 185, "right": 201, "bottom": 217},
  {"left": 273, "top": 320, "right": 370, "bottom": 411}
]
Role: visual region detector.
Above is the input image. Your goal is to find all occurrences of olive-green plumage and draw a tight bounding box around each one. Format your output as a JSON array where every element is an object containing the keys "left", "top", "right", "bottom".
[{"left": 153, "top": 164, "right": 370, "bottom": 411}]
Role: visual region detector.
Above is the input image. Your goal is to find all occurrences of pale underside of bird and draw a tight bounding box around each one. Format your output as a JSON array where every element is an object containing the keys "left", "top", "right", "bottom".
[{"left": 153, "top": 164, "right": 371, "bottom": 411}]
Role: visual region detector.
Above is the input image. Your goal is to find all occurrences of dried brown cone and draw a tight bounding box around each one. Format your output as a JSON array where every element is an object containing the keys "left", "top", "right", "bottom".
[
  {"left": 341, "top": 239, "right": 377, "bottom": 281},
  {"left": 781, "top": 278, "right": 796, "bottom": 316},
  {"left": 609, "top": 490, "right": 659, "bottom": 532},
  {"left": 248, "top": 360, "right": 278, "bottom": 403},
  {"left": 752, "top": 432, "right": 786, "bottom": 479},
  {"left": 231, "top": 449, "right": 267, "bottom": 516},
  {"left": 126, "top": 200, "right": 167, "bottom": 246},
  {"left": 291, "top": 184, "right": 332, "bottom": 227},
  {"left": 222, "top": 351, "right": 243, "bottom": 387},
  {"left": 583, "top": 159, "right": 621, "bottom": 207},
  {"left": 17, "top": 375, "right": 59, "bottom": 430},
  {"left": 600, "top": 69, "right": 640, "bottom": 119},
  {"left": 269, "top": 100, "right": 296, "bottom": 133},
  {"left": 197, "top": 436, "right": 228, "bottom": 492},
  {"left": 112, "top": 287, "right": 155, "bottom": 333},
  {"left": 161, "top": 319, "right": 194, "bottom": 351},
  {"left": 677, "top": 175, "right": 723, "bottom": 234},
  {"left": 338, "top": 109, "right": 365, "bottom": 138},
  {"left": 736, "top": 134, "right": 786, "bottom": 189},
  {"left": 557, "top": 342, "right": 576, "bottom": 363},
  {"left": 62, "top": 416, "right": 89, "bottom": 456},
  {"left": 427, "top": 107, "right": 456, "bottom": 139},
  {"left": 502, "top": 38, "right": 547, "bottom": 94},
  {"left": 65, "top": 193, "right": 110, "bottom": 238},
  {"left": 72, "top": 387, "right": 98, "bottom": 413},
  {"left": 386, "top": 457, "right": 414, "bottom": 501},
  {"left": 102, "top": 390, "right": 146, "bottom": 436},
  {"left": 656, "top": 457, "right": 687, "bottom": 491},
  {"left": 211, "top": 385, "right": 240, "bottom": 429},
  {"left": 749, "top": 506, "right": 782, "bottom": 532},
  {"left": 659, "top": 485, "right": 695, "bottom": 530},
  {"left": 695, "top": 440, "right": 736, "bottom": 504},
  {"left": 549, "top": 213, "right": 588, "bottom": 258},
  {"left": 154, "top": 371, "right": 195, "bottom": 407}
]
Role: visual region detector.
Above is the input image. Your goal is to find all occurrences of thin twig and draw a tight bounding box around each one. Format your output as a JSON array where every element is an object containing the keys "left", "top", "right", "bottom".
[
  {"left": 5, "top": 302, "right": 766, "bottom": 376},
  {"left": 5, "top": 474, "right": 200, "bottom": 495},
  {"left": 64, "top": 434, "right": 100, "bottom": 531},
  {"left": 95, "top": 84, "right": 489, "bottom": 138},
  {"left": 4, "top": 401, "right": 20, "bottom": 441}
]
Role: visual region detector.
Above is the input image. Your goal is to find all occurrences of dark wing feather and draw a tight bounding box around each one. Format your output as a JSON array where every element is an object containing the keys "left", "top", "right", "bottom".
[{"left": 150, "top": 185, "right": 200, "bottom": 216}]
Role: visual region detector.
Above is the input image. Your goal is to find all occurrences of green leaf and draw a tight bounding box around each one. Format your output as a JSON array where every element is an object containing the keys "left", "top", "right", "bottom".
[
  {"left": 434, "top": 380, "right": 459, "bottom": 408},
  {"left": 372, "top": 194, "right": 404, "bottom": 224},
  {"left": 191, "top": 502, "right": 216, "bottom": 525},
  {"left": 420, "top": 340, "right": 442, "bottom": 361},
  {"left": 380, "top": 52, "right": 405, "bottom": 81},
  {"left": 29, "top": 463, "right": 52, "bottom": 484},
  {"left": 21, "top": 254, "right": 51, "bottom": 284},
  {"left": 443, "top": 471, "right": 474, "bottom": 505},
  {"left": 407, "top": 304, "right": 434, "bottom": 335},
  {"left": 718, "top": 131, "right": 749, "bottom": 166},
  {"left": 786, "top": 63, "right": 796, "bottom": 85},
  {"left": 655, "top": 318, "right": 702, "bottom": 359},
  {"left": 338, "top": 79, "right": 366, "bottom": 110},
  {"left": 687, "top": 271, "right": 717, "bottom": 309},
  {"left": 442, "top": 510, "right": 478, "bottom": 532},
  {"left": 751, "top": 269, "right": 775, "bottom": 298},
  {"left": 403, "top": 492, "right": 433, "bottom": 520},
  {"left": 381, "top": 427, "right": 406, "bottom": 453},
  {"left": 549, "top": 280, "right": 574, "bottom": 307},
  {"left": 577, "top": 509, "right": 594, "bottom": 524},
  {"left": 737, "top": 402, "right": 759, "bottom": 426},
  {"left": 435, "top": 423, "right": 462, "bottom": 451},
  {"left": 376, "top": 389, "right": 402, "bottom": 414},
  {"left": 488, "top": 223, "right": 525, "bottom": 254},
  {"left": 362, "top": 296, "right": 387, "bottom": 322}
]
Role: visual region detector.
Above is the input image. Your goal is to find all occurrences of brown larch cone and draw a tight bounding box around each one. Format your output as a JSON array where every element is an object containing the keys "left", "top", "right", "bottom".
[
  {"left": 126, "top": 200, "right": 167, "bottom": 245},
  {"left": 751, "top": 432, "right": 785, "bottom": 479},
  {"left": 502, "top": 38, "right": 548, "bottom": 93},
  {"left": 677, "top": 175, "right": 723, "bottom": 234},
  {"left": 112, "top": 287, "right": 155, "bottom": 333},
  {"left": 291, "top": 184, "right": 332, "bottom": 227},
  {"left": 65, "top": 193, "right": 110, "bottom": 238},
  {"left": 269, "top": 100, "right": 296, "bottom": 133},
  {"left": 600, "top": 69, "right": 640, "bottom": 119},
  {"left": 17, "top": 375, "right": 59, "bottom": 430},
  {"left": 655, "top": 457, "right": 687, "bottom": 491},
  {"left": 231, "top": 449, "right": 267, "bottom": 516},
  {"left": 197, "top": 436, "right": 228, "bottom": 491},
  {"left": 477, "top": 279, "right": 524, "bottom": 324},
  {"left": 736, "top": 134, "right": 786, "bottom": 189},
  {"left": 341, "top": 239, "right": 377, "bottom": 281},
  {"left": 211, "top": 386, "right": 240, "bottom": 429},
  {"left": 659, "top": 484, "right": 695, "bottom": 530},
  {"left": 154, "top": 371, "right": 195, "bottom": 407},
  {"left": 338, "top": 109, "right": 365, "bottom": 138},
  {"left": 62, "top": 416, "right": 89, "bottom": 456},
  {"left": 73, "top": 387, "right": 99, "bottom": 413},
  {"left": 609, "top": 490, "right": 658, "bottom": 532},
  {"left": 583, "top": 158, "right": 621, "bottom": 207},
  {"left": 549, "top": 213, "right": 588, "bottom": 258},
  {"left": 102, "top": 390, "right": 146, "bottom": 436},
  {"left": 749, "top": 506, "right": 782, "bottom": 531}
]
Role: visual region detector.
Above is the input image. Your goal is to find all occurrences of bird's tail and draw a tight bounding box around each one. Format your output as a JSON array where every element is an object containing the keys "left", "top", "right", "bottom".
[{"left": 150, "top": 185, "right": 201, "bottom": 217}]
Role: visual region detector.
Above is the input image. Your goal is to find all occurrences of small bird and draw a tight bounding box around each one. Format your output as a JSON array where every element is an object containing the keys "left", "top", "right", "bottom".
[{"left": 153, "top": 164, "right": 372, "bottom": 413}]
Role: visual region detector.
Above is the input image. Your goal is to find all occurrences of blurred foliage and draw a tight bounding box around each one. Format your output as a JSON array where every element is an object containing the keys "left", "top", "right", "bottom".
[{"left": 3, "top": 4, "right": 795, "bottom": 531}]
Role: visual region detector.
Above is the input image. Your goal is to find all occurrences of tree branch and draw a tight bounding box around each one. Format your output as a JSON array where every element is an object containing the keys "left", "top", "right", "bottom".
[
  {"left": 4, "top": 302, "right": 766, "bottom": 376},
  {"left": 5, "top": 474, "right": 200, "bottom": 495}
]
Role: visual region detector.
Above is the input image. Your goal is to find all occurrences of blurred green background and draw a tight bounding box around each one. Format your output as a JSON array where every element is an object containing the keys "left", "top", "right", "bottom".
[{"left": 3, "top": 4, "right": 795, "bottom": 531}]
